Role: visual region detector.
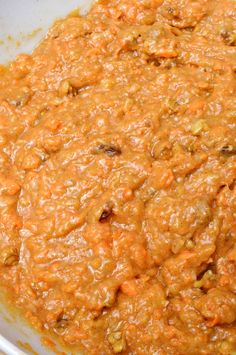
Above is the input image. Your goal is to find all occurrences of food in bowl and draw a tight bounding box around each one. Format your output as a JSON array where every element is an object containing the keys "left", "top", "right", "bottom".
[{"left": 0, "top": 0, "right": 236, "bottom": 354}]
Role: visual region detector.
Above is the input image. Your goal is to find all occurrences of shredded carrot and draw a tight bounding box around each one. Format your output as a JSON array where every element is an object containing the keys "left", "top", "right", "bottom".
[
  {"left": 121, "top": 280, "right": 138, "bottom": 296},
  {"left": 158, "top": 50, "right": 178, "bottom": 58},
  {"left": 122, "top": 187, "right": 133, "bottom": 201},
  {"left": 44, "top": 119, "right": 62, "bottom": 131},
  {"left": 219, "top": 275, "right": 230, "bottom": 286},
  {"left": 165, "top": 169, "right": 174, "bottom": 187},
  {"left": 178, "top": 251, "right": 196, "bottom": 261},
  {"left": 188, "top": 99, "right": 206, "bottom": 114},
  {"left": 213, "top": 63, "right": 223, "bottom": 71},
  {"left": 198, "top": 81, "right": 209, "bottom": 89},
  {"left": 154, "top": 309, "right": 162, "bottom": 320},
  {"left": 206, "top": 316, "right": 220, "bottom": 328},
  {"left": 133, "top": 245, "right": 148, "bottom": 269},
  {"left": 7, "top": 182, "right": 21, "bottom": 196}
]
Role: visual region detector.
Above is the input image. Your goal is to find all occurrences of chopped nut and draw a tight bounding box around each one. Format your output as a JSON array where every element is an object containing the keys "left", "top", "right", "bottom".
[
  {"left": 108, "top": 332, "right": 126, "bottom": 353},
  {"left": 58, "top": 80, "right": 70, "bottom": 97},
  {"left": 167, "top": 98, "right": 178, "bottom": 113},
  {"left": 171, "top": 238, "right": 185, "bottom": 254},
  {"left": 101, "top": 78, "right": 113, "bottom": 89},
  {"left": 191, "top": 119, "right": 207, "bottom": 135},
  {"left": 113, "top": 341, "right": 124, "bottom": 353},
  {"left": 108, "top": 332, "right": 122, "bottom": 345},
  {"left": 220, "top": 145, "right": 236, "bottom": 156},
  {"left": 10, "top": 87, "right": 31, "bottom": 107},
  {"left": 124, "top": 98, "right": 134, "bottom": 112},
  {"left": 194, "top": 270, "right": 215, "bottom": 288},
  {"left": 220, "top": 340, "right": 236, "bottom": 355},
  {"left": 54, "top": 316, "right": 69, "bottom": 335},
  {"left": 0, "top": 247, "right": 19, "bottom": 266},
  {"left": 185, "top": 240, "right": 195, "bottom": 249},
  {"left": 58, "top": 76, "right": 94, "bottom": 97},
  {"left": 221, "top": 30, "right": 236, "bottom": 46}
]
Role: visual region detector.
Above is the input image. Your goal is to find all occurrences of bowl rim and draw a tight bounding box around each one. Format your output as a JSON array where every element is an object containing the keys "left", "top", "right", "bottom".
[{"left": 0, "top": 334, "right": 26, "bottom": 355}]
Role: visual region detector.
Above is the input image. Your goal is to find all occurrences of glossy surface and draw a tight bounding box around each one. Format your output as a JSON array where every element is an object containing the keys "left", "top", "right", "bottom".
[{"left": 0, "top": 0, "right": 236, "bottom": 354}]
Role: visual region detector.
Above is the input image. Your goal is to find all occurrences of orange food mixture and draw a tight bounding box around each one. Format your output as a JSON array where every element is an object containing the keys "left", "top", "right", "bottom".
[{"left": 0, "top": 0, "right": 236, "bottom": 354}]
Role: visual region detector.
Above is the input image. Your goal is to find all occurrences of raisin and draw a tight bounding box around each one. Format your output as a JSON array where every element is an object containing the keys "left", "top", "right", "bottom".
[
  {"left": 99, "top": 202, "right": 114, "bottom": 222},
  {"left": 221, "top": 30, "right": 236, "bottom": 46},
  {"left": 220, "top": 145, "right": 236, "bottom": 156},
  {"left": 95, "top": 144, "right": 121, "bottom": 157}
]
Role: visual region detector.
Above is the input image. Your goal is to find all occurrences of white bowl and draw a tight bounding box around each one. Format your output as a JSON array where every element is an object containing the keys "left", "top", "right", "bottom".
[
  {"left": 0, "top": 1, "right": 93, "bottom": 354},
  {"left": 0, "top": 0, "right": 93, "bottom": 64}
]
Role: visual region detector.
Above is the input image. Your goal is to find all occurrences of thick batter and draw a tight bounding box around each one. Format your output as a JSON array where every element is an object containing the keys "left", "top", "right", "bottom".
[{"left": 0, "top": 0, "right": 236, "bottom": 354}]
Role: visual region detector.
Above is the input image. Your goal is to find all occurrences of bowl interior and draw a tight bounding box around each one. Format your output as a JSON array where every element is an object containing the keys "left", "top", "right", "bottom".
[
  {"left": 0, "top": 0, "right": 93, "bottom": 64},
  {"left": 0, "top": 1, "right": 93, "bottom": 353}
]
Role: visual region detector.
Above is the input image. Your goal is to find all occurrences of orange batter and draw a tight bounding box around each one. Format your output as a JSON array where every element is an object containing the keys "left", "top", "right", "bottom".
[{"left": 0, "top": 0, "right": 236, "bottom": 354}]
